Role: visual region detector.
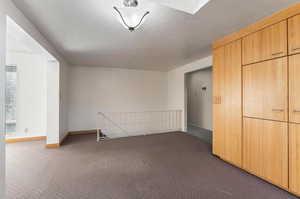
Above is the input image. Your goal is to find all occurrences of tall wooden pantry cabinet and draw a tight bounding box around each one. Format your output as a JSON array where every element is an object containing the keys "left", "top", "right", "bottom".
[
  {"left": 212, "top": 40, "right": 242, "bottom": 168},
  {"left": 212, "top": 2, "right": 300, "bottom": 197}
]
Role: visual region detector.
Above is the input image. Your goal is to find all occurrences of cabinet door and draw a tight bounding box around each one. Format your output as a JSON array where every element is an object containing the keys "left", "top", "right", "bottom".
[
  {"left": 289, "top": 54, "right": 300, "bottom": 124},
  {"left": 290, "top": 123, "right": 300, "bottom": 195},
  {"left": 289, "top": 14, "right": 300, "bottom": 55},
  {"left": 261, "top": 20, "right": 287, "bottom": 60},
  {"left": 242, "top": 21, "right": 287, "bottom": 65},
  {"left": 213, "top": 46, "right": 225, "bottom": 157},
  {"left": 213, "top": 40, "right": 242, "bottom": 167},
  {"left": 242, "top": 30, "right": 262, "bottom": 65},
  {"left": 223, "top": 40, "right": 242, "bottom": 167},
  {"left": 243, "top": 57, "right": 288, "bottom": 121},
  {"left": 243, "top": 118, "right": 288, "bottom": 188}
]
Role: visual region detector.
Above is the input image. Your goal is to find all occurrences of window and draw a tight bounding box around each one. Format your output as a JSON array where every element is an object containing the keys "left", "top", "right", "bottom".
[{"left": 5, "top": 65, "right": 17, "bottom": 136}]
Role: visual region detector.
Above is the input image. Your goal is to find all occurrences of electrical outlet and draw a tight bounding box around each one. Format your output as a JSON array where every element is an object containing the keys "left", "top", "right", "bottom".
[{"left": 24, "top": 128, "right": 28, "bottom": 133}]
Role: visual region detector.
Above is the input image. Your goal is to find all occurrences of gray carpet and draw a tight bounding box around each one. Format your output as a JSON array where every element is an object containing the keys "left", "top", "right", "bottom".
[{"left": 6, "top": 132, "right": 298, "bottom": 199}]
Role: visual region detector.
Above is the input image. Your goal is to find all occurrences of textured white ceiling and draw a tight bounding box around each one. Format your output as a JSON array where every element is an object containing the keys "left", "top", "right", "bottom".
[{"left": 11, "top": 0, "right": 300, "bottom": 71}]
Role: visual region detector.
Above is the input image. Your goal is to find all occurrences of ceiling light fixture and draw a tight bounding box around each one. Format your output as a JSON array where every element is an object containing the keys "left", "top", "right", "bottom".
[{"left": 113, "top": 0, "right": 150, "bottom": 32}]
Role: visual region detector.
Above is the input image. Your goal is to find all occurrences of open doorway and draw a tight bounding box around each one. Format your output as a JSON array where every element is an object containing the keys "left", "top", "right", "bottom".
[
  {"left": 185, "top": 67, "right": 212, "bottom": 143},
  {"left": 5, "top": 16, "right": 60, "bottom": 145}
]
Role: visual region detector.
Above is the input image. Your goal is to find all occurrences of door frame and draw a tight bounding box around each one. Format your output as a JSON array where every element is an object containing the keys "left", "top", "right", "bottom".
[{"left": 183, "top": 66, "right": 212, "bottom": 131}]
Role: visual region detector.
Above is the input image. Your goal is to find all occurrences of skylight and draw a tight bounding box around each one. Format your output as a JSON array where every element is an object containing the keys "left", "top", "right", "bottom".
[{"left": 149, "top": 0, "right": 210, "bottom": 14}]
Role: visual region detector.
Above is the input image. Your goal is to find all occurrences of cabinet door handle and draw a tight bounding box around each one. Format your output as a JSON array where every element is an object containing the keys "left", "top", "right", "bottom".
[
  {"left": 272, "top": 109, "right": 284, "bottom": 112},
  {"left": 293, "top": 110, "right": 300, "bottom": 113},
  {"left": 292, "top": 47, "right": 300, "bottom": 52},
  {"left": 213, "top": 96, "right": 221, "bottom": 105},
  {"left": 272, "top": 52, "right": 284, "bottom": 56},
  {"left": 213, "top": 96, "right": 218, "bottom": 104}
]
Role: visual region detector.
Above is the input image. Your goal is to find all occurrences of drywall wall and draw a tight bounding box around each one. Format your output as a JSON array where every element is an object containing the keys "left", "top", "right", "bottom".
[
  {"left": 186, "top": 68, "right": 212, "bottom": 130},
  {"left": 46, "top": 60, "right": 60, "bottom": 144},
  {"left": 6, "top": 51, "right": 47, "bottom": 138},
  {"left": 2, "top": 0, "right": 70, "bottom": 144},
  {"left": 69, "top": 57, "right": 212, "bottom": 132},
  {"left": 6, "top": 16, "right": 61, "bottom": 144},
  {"left": 0, "top": 6, "right": 6, "bottom": 199},
  {"left": 59, "top": 59, "right": 70, "bottom": 142},
  {"left": 68, "top": 66, "right": 168, "bottom": 131},
  {"left": 167, "top": 56, "right": 212, "bottom": 131}
]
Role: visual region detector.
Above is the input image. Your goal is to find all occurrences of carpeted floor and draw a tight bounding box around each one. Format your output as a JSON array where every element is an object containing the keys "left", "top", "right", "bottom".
[
  {"left": 6, "top": 132, "right": 298, "bottom": 199},
  {"left": 187, "top": 125, "right": 212, "bottom": 144}
]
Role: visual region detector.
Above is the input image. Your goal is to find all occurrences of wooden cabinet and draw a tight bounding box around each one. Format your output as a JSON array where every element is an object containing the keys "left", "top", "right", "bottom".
[
  {"left": 289, "top": 123, "right": 300, "bottom": 195},
  {"left": 212, "top": 3, "right": 300, "bottom": 197},
  {"left": 243, "top": 118, "right": 288, "bottom": 188},
  {"left": 289, "top": 54, "right": 300, "bottom": 124},
  {"left": 213, "top": 40, "right": 242, "bottom": 167},
  {"left": 243, "top": 57, "right": 288, "bottom": 121},
  {"left": 289, "top": 14, "right": 300, "bottom": 55},
  {"left": 223, "top": 40, "right": 242, "bottom": 167},
  {"left": 242, "top": 20, "right": 287, "bottom": 65}
]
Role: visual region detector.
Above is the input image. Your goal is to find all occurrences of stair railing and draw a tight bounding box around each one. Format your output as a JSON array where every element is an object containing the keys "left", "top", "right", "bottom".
[{"left": 96, "top": 110, "right": 182, "bottom": 141}]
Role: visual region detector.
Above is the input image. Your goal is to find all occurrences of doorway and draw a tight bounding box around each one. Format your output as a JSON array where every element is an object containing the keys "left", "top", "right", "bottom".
[
  {"left": 186, "top": 67, "right": 212, "bottom": 143},
  {"left": 5, "top": 16, "right": 60, "bottom": 145}
]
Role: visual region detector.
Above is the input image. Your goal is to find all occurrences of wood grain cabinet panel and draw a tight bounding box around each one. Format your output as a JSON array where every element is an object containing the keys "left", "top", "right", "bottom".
[
  {"left": 289, "top": 123, "right": 300, "bottom": 195},
  {"left": 289, "top": 54, "right": 300, "bottom": 124},
  {"left": 243, "top": 118, "right": 288, "bottom": 189},
  {"left": 242, "top": 21, "right": 287, "bottom": 65},
  {"left": 289, "top": 14, "right": 300, "bottom": 55},
  {"left": 222, "top": 41, "right": 242, "bottom": 167},
  {"left": 261, "top": 20, "right": 287, "bottom": 60},
  {"left": 243, "top": 57, "right": 288, "bottom": 121},
  {"left": 213, "top": 40, "right": 242, "bottom": 167},
  {"left": 213, "top": 46, "right": 225, "bottom": 157},
  {"left": 242, "top": 30, "right": 262, "bottom": 65}
]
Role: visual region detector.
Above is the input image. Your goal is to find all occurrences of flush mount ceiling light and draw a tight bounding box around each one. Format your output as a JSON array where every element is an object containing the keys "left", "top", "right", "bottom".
[{"left": 113, "top": 0, "right": 150, "bottom": 32}]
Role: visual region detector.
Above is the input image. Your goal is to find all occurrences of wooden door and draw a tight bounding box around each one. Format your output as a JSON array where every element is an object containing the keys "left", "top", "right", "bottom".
[
  {"left": 290, "top": 123, "right": 300, "bottom": 195},
  {"left": 243, "top": 57, "right": 288, "bottom": 121},
  {"left": 242, "top": 21, "right": 287, "bottom": 65},
  {"left": 243, "top": 118, "right": 288, "bottom": 188},
  {"left": 289, "top": 14, "right": 300, "bottom": 55},
  {"left": 222, "top": 40, "right": 242, "bottom": 167},
  {"left": 289, "top": 54, "right": 300, "bottom": 124},
  {"left": 213, "top": 46, "right": 225, "bottom": 157}
]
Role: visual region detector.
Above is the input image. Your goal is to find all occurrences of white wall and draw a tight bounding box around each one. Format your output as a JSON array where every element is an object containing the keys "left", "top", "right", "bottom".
[
  {"left": 1, "top": 0, "right": 70, "bottom": 144},
  {"left": 6, "top": 51, "right": 47, "bottom": 138},
  {"left": 186, "top": 68, "right": 212, "bottom": 130},
  {"left": 0, "top": 7, "right": 6, "bottom": 199},
  {"left": 167, "top": 56, "right": 212, "bottom": 131},
  {"left": 69, "top": 57, "right": 213, "bottom": 133},
  {"left": 59, "top": 61, "right": 69, "bottom": 141},
  {"left": 46, "top": 61, "right": 60, "bottom": 144},
  {"left": 68, "top": 66, "right": 168, "bottom": 132}
]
